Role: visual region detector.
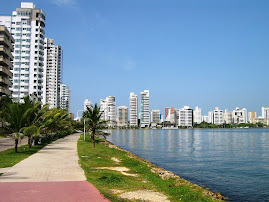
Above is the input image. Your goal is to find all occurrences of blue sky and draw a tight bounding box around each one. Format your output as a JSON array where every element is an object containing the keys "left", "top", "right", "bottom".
[{"left": 1, "top": 0, "right": 269, "bottom": 116}]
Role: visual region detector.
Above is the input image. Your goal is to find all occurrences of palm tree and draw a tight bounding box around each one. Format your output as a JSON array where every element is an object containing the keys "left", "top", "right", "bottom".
[
  {"left": 40, "top": 108, "right": 72, "bottom": 134},
  {"left": 0, "top": 96, "right": 44, "bottom": 151},
  {"left": 83, "top": 103, "right": 108, "bottom": 148}
]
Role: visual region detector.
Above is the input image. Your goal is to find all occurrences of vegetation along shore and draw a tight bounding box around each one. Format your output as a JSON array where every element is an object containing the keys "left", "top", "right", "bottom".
[{"left": 78, "top": 134, "right": 226, "bottom": 202}]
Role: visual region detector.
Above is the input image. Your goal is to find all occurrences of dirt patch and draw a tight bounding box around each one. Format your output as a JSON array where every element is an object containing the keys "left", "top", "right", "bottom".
[
  {"left": 95, "top": 166, "right": 138, "bottom": 177},
  {"left": 110, "top": 189, "right": 125, "bottom": 194},
  {"left": 119, "top": 190, "right": 170, "bottom": 202},
  {"left": 111, "top": 157, "right": 121, "bottom": 163}
]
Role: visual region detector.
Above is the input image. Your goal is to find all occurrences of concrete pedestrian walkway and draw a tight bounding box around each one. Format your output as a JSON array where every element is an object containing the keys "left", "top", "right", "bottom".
[{"left": 0, "top": 133, "right": 109, "bottom": 201}]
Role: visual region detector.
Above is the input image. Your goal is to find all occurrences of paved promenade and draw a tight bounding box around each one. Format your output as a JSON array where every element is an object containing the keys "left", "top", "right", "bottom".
[{"left": 0, "top": 133, "right": 109, "bottom": 201}]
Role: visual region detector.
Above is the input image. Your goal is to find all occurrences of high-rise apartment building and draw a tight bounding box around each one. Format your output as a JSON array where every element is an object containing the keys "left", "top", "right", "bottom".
[
  {"left": 213, "top": 107, "right": 224, "bottom": 125},
  {"left": 100, "top": 96, "right": 116, "bottom": 127},
  {"left": 140, "top": 90, "right": 150, "bottom": 127},
  {"left": 0, "top": 2, "right": 46, "bottom": 103},
  {"left": 208, "top": 111, "right": 213, "bottom": 123},
  {"left": 117, "top": 106, "right": 128, "bottom": 127},
  {"left": 151, "top": 110, "right": 161, "bottom": 126},
  {"left": 0, "top": 26, "right": 14, "bottom": 97},
  {"left": 177, "top": 106, "right": 193, "bottom": 127},
  {"left": 84, "top": 98, "right": 92, "bottom": 111},
  {"left": 165, "top": 107, "right": 175, "bottom": 124},
  {"left": 60, "top": 83, "right": 70, "bottom": 111},
  {"left": 193, "top": 106, "right": 202, "bottom": 124},
  {"left": 261, "top": 107, "right": 269, "bottom": 119},
  {"left": 232, "top": 107, "right": 247, "bottom": 124},
  {"left": 248, "top": 111, "right": 257, "bottom": 124},
  {"left": 129, "top": 92, "right": 138, "bottom": 126},
  {"left": 43, "top": 38, "right": 61, "bottom": 108},
  {"left": 224, "top": 109, "right": 233, "bottom": 124}
]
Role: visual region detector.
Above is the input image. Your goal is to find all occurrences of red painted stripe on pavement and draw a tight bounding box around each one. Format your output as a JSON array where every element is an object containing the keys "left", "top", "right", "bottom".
[{"left": 0, "top": 181, "right": 110, "bottom": 202}]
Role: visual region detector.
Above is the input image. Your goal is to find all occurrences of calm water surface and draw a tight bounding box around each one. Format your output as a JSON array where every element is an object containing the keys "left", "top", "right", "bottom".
[{"left": 107, "top": 129, "right": 269, "bottom": 201}]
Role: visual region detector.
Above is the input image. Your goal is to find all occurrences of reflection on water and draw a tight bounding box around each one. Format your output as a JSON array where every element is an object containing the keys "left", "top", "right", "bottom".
[{"left": 107, "top": 129, "right": 269, "bottom": 201}]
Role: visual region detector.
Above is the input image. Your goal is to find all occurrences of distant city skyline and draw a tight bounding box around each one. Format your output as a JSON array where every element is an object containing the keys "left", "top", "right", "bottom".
[{"left": 1, "top": 1, "right": 268, "bottom": 115}]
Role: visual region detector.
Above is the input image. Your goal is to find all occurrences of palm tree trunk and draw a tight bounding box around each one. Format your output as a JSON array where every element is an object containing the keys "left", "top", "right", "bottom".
[
  {"left": 28, "top": 136, "right": 32, "bottom": 148},
  {"left": 15, "top": 138, "right": 18, "bottom": 153},
  {"left": 92, "top": 131, "right": 95, "bottom": 148}
]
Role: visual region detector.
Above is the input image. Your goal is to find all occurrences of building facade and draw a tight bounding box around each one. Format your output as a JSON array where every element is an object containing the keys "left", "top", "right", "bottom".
[
  {"left": 248, "top": 111, "right": 257, "bottom": 124},
  {"left": 117, "top": 106, "right": 128, "bottom": 127},
  {"left": 193, "top": 106, "right": 202, "bottom": 124},
  {"left": 43, "top": 38, "right": 61, "bottom": 108},
  {"left": 151, "top": 109, "right": 161, "bottom": 126},
  {"left": 60, "top": 83, "right": 70, "bottom": 111},
  {"left": 0, "top": 25, "right": 14, "bottom": 97},
  {"left": 165, "top": 107, "right": 175, "bottom": 124},
  {"left": 140, "top": 90, "right": 150, "bottom": 127},
  {"left": 129, "top": 92, "right": 138, "bottom": 126},
  {"left": 262, "top": 107, "right": 269, "bottom": 119},
  {"left": 213, "top": 107, "right": 224, "bottom": 125},
  {"left": 84, "top": 98, "right": 92, "bottom": 111},
  {"left": 0, "top": 2, "right": 46, "bottom": 103},
  {"left": 232, "top": 107, "right": 247, "bottom": 124},
  {"left": 177, "top": 106, "right": 193, "bottom": 127},
  {"left": 224, "top": 109, "right": 233, "bottom": 124},
  {"left": 100, "top": 96, "right": 116, "bottom": 127}
]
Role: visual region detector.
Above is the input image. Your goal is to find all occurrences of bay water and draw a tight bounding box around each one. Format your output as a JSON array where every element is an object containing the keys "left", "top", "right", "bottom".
[{"left": 107, "top": 129, "right": 269, "bottom": 201}]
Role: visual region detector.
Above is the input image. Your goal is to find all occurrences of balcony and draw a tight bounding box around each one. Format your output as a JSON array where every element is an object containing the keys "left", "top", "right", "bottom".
[
  {"left": 0, "top": 55, "right": 12, "bottom": 67},
  {"left": 0, "top": 86, "right": 11, "bottom": 96},
  {"left": 0, "top": 45, "right": 13, "bottom": 60},
  {"left": 0, "top": 35, "right": 13, "bottom": 50},
  {"left": 0, "top": 76, "right": 12, "bottom": 87},
  {"left": 0, "top": 66, "right": 12, "bottom": 77}
]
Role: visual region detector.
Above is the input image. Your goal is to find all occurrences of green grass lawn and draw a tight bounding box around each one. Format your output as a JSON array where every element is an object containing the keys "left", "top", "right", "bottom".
[
  {"left": 0, "top": 141, "right": 51, "bottom": 168},
  {"left": 78, "top": 135, "right": 224, "bottom": 202}
]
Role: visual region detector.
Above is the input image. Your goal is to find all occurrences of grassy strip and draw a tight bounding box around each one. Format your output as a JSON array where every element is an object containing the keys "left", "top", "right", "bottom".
[
  {"left": 78, "top": 135, "right": 224, "bottom": 202},
  {"left": 0, "top": 142, "right": 50, "bottom": 168}
]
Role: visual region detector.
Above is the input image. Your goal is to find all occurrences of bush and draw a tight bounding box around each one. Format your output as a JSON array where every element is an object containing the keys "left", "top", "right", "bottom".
[{"left": 33, "top": 130, "right": 72, "bottom": 145}]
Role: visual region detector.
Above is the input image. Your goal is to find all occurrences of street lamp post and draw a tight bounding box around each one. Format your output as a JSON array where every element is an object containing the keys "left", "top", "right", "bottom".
[{"left": 76, "top": 110, "right": 86, "bottom": 141}]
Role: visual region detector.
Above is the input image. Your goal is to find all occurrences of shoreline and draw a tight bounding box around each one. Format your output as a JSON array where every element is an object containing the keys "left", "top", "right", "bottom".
[{"left": 103, "top": 139, "right": 226, "bottom": 201}]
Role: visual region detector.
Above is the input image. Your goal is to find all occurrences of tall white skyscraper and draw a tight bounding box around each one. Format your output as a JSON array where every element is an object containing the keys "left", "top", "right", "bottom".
[
  {"left": 140, "top": 90, "right": 150, "bottom": 127},
  {"left": 193, "top": 106, "right": 202, "bottom": 124},
  {"left": 177, "top": 106, "right": 193, "bottom": 127},
  {"left": 262, "top": 107, "right": 269, "bottom": 118},
  {"left": 100, "top": 99, "right": 107, "bottom": 121},
  {"left": 117, "top": 106, "right": 128, "bottom": 127},
  {"left": 129, "top": 92, "right": 138, "bottom": 126},
  {"left": 0, "top": 2, "right": 46, "bottom": 103},
  {"left": 100, "top": 96, "right": 116, "bottom": 127},
  {"left": 233, "top": 107, "right": 247, "bottom": 124},
  {"left": 60, "top": 83, "right": 70, "bottom": 111},
  {"left": 43, "top": 38, "right": 61, "bottom": 108},
  {"left": 213, "top": 107, "right": 224, "bottom": 125},
  {"left": 84, "top": 99, "right": 92, "bottom": 111}
]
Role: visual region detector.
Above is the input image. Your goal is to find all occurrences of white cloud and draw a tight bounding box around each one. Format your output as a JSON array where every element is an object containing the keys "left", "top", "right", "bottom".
[{"left": 123, "top": 61, "right": 136, "bottom": 71}]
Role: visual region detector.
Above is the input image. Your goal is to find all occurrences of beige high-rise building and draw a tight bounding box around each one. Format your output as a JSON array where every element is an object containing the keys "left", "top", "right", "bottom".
[
  {"left": 224, "top": 109, "right": 233, "bottom": 124},
  {"left": 248, "top": 111, "right": 257, "bottom": 124},
  {"left": 117, "top": 106, "right": 128, "bottom": 127},
  {"left": 151, "top": 109, "right": 161, "bottom": 125},
  {"left": 0, "top": 25, "right": 14, "bottom": 97}
]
